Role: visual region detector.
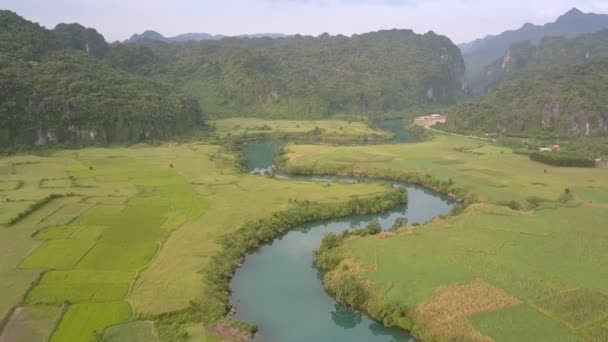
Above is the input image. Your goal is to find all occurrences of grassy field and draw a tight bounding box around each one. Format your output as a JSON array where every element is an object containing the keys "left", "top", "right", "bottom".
[
  {"left": 0, "top": 142, "right": 389, "bottom": 341},
  {"left": 211, "top": 117, "right": 393, "bottom": 141},
  {"left": 102, "top": 321, "right": 159, "bottom": 342},
  {"left": 291, "top": 135, "right": 608, "bottom": 341},
  {"left": 283, "top": 135, "right": 608, "bottom": 204}
]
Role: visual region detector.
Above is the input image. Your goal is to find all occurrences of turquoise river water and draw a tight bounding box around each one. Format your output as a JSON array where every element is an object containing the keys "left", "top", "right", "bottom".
[{"left": 230, "top": 120, "right": 453, "bottom": 342}]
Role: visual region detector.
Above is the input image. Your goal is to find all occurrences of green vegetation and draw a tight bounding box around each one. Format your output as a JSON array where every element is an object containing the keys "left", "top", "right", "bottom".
[
  {"left": 0, "top": 142, "right": 394, "bottom": 341},
  {"left": 461, "top": 8, "right": 608, "bottom": 95},
  {"left": 0, "top": 51, "right": 203, "bottom": 148},
  {"left": 446, "top": 59, "right": 608, "bottom": 137},
  {"left": 316, "top": 202, "right": 608, "bottom": 341},
  {"left": 470, "top": 304, "right": 580, "bottom": 342},
  {"left": 0, "top": 10, "right": 204, "bottom": 148},
  {"left": 296, "top": 135, "right": 608, "bottom": 341},
  {"left": 50, "top": 302, "right": 131, "bottom": 342},
  {"left": 1, "top": 9, "right": 471, "bottom": 148},
  {"left": 111, "top": 29, "right": 466, "bottom": 119},
  {"left": 211, "top": 118, "right": 393, "bottom": 142},
  {"left": 282, "top": 135, "right": 608, "bottom": 204},
  {"left": 475, "top": 30, "right": 608, "bottom": 95},
  {"left": 102, "top": 321, "right": 159, "bottom": 342},
  {"left": 529, "top": 151, "right": 596, "bottom": 167},
  {"left": 154, "top": 186, "right": 406, "bottom": 340}
]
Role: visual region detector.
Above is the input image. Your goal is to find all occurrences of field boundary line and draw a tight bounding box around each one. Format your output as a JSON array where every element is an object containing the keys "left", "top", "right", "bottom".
[
  {"left": 30, "top": 201, "right": 95, "bottom": 238},
  {"left": 124, "top": 215, "right": 173, "bottom": 311},
  {"left": 528, "top": 301, "right": 588, "bottom": 335},
  {"left": 45, "top": 303, "right": 68, "bottom": 342},
  {"left": 0, "top": 270, "right": 46, "bottom": 332}
]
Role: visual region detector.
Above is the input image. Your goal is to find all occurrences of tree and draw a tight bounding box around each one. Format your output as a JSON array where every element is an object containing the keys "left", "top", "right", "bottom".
[
  {"left": 391, "top": 217, "right": 408, "bottom": 231},
  {"left": 365, "top": 218, "right": 382, "bottom": 235}
]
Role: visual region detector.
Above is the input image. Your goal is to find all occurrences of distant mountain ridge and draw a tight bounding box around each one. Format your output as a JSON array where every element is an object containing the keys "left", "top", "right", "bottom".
[
  {"left": 446, "top": 58, "right": 608, "bottom": 137},
  {"left": 475, "top": 29, "right": 608, "bottom": 95},
  {"left": 461, "top": 8, "right": 608, "bottom": 94},
  {"left": 460, "top": 8, "right": 608, "bottom": 55},
  {"left": 126, "top": 30, "right": 287, "bottom": 43}
]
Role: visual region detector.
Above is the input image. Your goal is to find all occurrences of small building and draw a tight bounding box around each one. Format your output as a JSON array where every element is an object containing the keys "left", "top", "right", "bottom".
[
  {"left": 551, "top": 145, "right": 561, "bottom": 151},
  {"left": 539, "top": 147, "right": 552, "bottom": 152}
]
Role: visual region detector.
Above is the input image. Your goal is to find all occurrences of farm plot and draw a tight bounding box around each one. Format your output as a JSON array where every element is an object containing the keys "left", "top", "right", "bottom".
[
  {"left": 0, "top": 305, "right": 62, "bottom": 342},
  {"left": 49, "top": 302, "right": 131, "bottom": 342}
]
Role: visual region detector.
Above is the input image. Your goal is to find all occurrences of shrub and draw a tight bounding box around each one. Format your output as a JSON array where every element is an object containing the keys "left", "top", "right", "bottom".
[
  {"left": 390, "top": 217, "right": 408, "bottom": 231},
  {"left": 529, "top": 151, "right": 595, "bottom": 168},
  {"left": 334, "top": 276, "right": 368, "bottom": 307}
]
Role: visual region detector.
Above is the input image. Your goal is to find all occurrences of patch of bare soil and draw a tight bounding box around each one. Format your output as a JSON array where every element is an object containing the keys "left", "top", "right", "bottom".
[
  {"left": 0, "top": 307, "right": 33, "bottom": 342},
  {"left": 286, "top": 153, "right": 303, "bottom": 162},
  {"left": 209, "top": 323, "right": 254, "bottom": 342},
  {"left": 411, "top": 280, "right": 520, "bottom": 342}
]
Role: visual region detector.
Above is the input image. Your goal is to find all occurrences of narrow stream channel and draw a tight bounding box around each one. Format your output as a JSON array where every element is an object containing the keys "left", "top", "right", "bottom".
[{"left": 230, "top": 120, "right": 454, "bottom": 342}]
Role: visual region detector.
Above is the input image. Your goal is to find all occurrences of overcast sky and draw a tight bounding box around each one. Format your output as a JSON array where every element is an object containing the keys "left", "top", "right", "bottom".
[{"left": 3, "top": 0, "right": 608, "bottom": 43}]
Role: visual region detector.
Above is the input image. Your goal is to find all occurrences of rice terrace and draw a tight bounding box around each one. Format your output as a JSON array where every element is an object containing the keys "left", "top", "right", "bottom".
[{"left": 2, "top": 3, "right": 608, "bottom": 342}]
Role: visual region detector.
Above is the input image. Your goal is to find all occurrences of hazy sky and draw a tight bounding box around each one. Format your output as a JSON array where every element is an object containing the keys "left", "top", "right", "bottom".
[{"left": 3, "top": 0, "right": 608, "bottom": 43}]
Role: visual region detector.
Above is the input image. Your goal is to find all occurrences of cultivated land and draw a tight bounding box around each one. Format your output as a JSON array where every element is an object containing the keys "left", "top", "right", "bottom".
[
  {"left": 285, "top": 134, "right": 608, "bottom": 341},
  {"left": 0, "top": 142, "right": 389, "bottom": 341},
  {"left": 283, "top": 135, "right": 608, "bottom": 204},
  {"left": 211, "top": 118, "right": 394, "bottom": 142}
]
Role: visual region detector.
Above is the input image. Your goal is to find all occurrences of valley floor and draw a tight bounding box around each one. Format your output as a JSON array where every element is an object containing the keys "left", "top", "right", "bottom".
[
  {"left": 284, "top": 134, "right": 608, "bottom": 341},
  {"left": 0, "top": 141, "right": 389, "bottom": 342}
]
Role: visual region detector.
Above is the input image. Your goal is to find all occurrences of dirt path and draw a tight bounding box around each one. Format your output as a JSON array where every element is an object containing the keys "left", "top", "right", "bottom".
[{"left": 414, "top": 116, "right": 494, "bottom": 142}]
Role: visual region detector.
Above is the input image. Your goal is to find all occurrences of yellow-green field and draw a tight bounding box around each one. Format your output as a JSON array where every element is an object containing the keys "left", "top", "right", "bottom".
[
  {"left": 283, "top": 135, "right": 608, "bottom": 203},
  {"left": 0, "top": 142, "right": 388, "bottom": 341},
  {"left": 287, "top": 135, "right": 608, "bottom": 341},
  {"left": 211, "top": 117, "right": 393, "bottom": 141}
]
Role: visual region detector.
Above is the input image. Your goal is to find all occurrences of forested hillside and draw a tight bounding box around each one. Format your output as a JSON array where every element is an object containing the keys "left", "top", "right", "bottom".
[
  {"left": 461, "top": 8, "right": 608, "bottom": 95},
  {"left": 476, "top": 30, "right": 608, "bottom": 95},
  {"left": 126, "top": 30, "right": 286, "bottom": 43},
  {"left": 445, "top": 59, "right": 608, "bottom": 137},
  {"left": 113, "top": 30, "right": 467, "bottom": 119},
  {"left": 0, "top": 10, "right": 204, "bottom": 148},
  {"left": 1, "top": 10, "right": 468, "bottom": 146}
]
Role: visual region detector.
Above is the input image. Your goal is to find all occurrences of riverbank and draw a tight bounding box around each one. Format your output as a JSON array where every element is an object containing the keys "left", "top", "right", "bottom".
[
  {"left": 0, "top": 143, "right": 398, "bottom": 342},
  {"left": 211, "top": 118, "right": 395, "bottom": 144},
  {"left": 283, "top": 135, "right": 608, "bottom": 341}
]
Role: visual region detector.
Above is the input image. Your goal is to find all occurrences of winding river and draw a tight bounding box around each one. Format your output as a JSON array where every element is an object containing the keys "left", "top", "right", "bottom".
[{"left": 230, "top": 120, "right": 454, "bottom": 342}]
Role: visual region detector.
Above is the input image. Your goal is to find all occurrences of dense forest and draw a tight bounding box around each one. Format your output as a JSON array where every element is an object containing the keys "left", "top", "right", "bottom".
[
  {"left": 445, "top": 59, "right": 608, "bottom": 137},
  {"left": 0, "top": 10, "right": 469, "bottom": 147},
  {"left": 0, "top": 10, "right": 204, "bottom": 147},
  {"left": 475, "top": 30, "right": 608, "bottom": 95},
  {"left": 113, "top": 30, "right": 467, "bottom": 119},
  {"left": 461, "top": 8, "right": 608, "bottom": 93}
]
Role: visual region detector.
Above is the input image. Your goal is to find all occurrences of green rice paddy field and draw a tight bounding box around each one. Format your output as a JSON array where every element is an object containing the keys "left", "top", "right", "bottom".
[
  {"left": 285, "top": 135, "right": 608, "bottom": 341},
  {"left": 211, "top": 118, "right": 393, "bottom": 141},
  {"left": 0, "top": 142, "right": 388, "bottom": 342}
]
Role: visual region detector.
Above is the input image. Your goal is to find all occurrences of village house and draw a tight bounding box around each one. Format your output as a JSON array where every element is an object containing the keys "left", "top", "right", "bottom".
[{"left": 539, "top": 145, "right": 561, "bottom": 152}]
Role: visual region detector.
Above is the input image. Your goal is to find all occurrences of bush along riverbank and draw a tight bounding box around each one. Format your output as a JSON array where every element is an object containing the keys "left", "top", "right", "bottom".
[
  {"left": 314, "top": 221, "right": 418, "bottom": 329},
  {"left": 277, "top": 149, "right": 568, "bottom": 212},
  {"left": 212, "top": 127, "right": 395, "bottom": 146},
  {"left": 276, "top": 151, "right": 471, "bottom": 205},
  {"left": 314, "top": 227, "right": 421, "bottom": 339},
  {"left": 529, "top": 151, "right": 596, "bottom": 168},
  {"left": 152, "top": 186, "right": 407, "bottom": 341}
]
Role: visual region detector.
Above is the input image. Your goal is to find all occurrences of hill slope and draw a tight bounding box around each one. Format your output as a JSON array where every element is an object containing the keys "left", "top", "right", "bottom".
[
  {"left": 476, "top": 30, "right": 608, "bottom": 95},
  {"left": 116, "top": 30, "right": 467, "bottom": 119},
  {"left": 446, "top": 59, "right": 608, "bottom": 137},
  {"left": 126, "top": 30, "right": 286, "bottom": 43},
  {"left": 0, "top": 10, "right": 203, "bottom": 148},
  {"left": 462, "top": 8, "right": 608, "bottom": 94}
]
